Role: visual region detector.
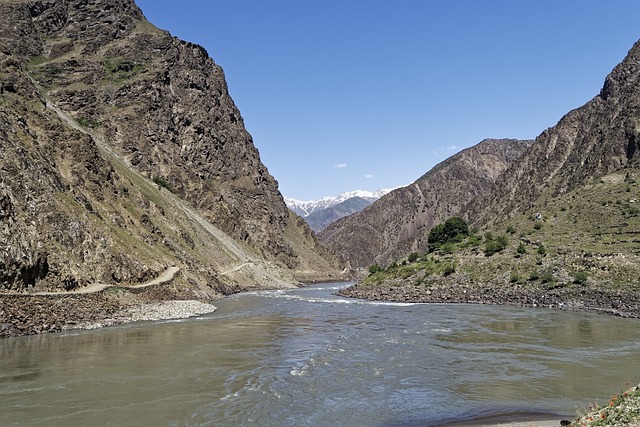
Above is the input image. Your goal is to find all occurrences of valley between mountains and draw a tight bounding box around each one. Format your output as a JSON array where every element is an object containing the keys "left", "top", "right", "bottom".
[
  {"left": 1, "top": 0, "right": 640, "bottom": 348},
  {"left": 2, "top": 1, "right": 640, "bottom": 425}
]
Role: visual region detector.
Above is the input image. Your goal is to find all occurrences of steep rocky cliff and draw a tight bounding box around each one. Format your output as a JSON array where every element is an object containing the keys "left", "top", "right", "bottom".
[
  {"left": 465, "top": 40, "right": 640, "bottom": 224},
  {"left": 0, "top": 0, "right": 343, "bottom": 295},
  {"left": 319, "top": 139, "right": 531, "bottom": 268}
]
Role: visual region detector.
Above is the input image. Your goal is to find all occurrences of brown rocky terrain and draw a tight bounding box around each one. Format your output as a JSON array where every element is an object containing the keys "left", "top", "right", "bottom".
[
  {"left": 319, "top": 138, "right": 531, "bottom": 269},
  {"left": 0, "top": 0, "right": 346, "bottom": 336}
]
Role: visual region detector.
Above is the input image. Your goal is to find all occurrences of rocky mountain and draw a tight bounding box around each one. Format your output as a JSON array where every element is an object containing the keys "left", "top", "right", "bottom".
[
  {"left": 319, "top": 139, "right": 532, "bottom": 269},
  {"left": 304, "top": 196, "right": 372, "bottom": 233},
  {"left": 0, "top": 0, "right": 344, "bottom": 297},
  {"left": 465, "top": 40, "right": 640, "bottom": 225},
  {"left": 285, "top": 189, "right": 392, "bottom": 218}
]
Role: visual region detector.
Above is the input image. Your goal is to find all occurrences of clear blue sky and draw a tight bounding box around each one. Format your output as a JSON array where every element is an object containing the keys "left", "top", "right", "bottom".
[{"left": 136, "top": 0, "right": 640, "bottom": 201}]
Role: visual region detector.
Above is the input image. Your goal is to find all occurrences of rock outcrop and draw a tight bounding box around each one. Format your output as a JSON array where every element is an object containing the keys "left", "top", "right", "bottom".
[{"left": 319, "top": 139, "right": 532, "bottom": 268}]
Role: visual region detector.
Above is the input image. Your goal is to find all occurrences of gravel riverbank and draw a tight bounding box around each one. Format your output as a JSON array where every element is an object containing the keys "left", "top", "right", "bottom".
[
  {"left": 69, "top": 300, "right": 218, "bottom": 331},
  {"left": 338, "top": 273, "right": 640, "bottom": 318},
  {"left": 0, "top": 286, "right": 218, "bottom": 338}
]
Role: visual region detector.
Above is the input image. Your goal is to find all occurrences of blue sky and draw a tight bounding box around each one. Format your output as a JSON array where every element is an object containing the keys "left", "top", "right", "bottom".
[{"left": 136, "top": 1, "right": 640, "bottom": 201}]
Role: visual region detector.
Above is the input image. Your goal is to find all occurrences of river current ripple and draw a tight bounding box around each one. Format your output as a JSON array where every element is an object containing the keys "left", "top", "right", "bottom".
[{"left": 2, "top": 282, "right": 640, "bottom": 426}]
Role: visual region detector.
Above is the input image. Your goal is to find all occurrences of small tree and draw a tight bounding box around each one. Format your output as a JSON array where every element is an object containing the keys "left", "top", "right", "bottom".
[
  {"left": 407, "top": 252, "right": 419, "bottom": 263},
  {"left": 443, "top": 217, "right": 469, "bottom": 239},
  {"left": 484, "top": 234, "right": 508, "bottom": 256}
]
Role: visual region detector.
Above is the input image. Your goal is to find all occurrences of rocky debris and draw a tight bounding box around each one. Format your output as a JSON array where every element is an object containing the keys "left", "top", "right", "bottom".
[
  {"left": 122, "top": 300, "right": 216, "bottom": 323},
  {"left": 0, "top": 292, "right": 124, "bottom": 337}
]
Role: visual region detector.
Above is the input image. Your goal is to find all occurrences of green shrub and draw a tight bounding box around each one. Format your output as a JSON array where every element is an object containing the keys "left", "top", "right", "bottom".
[
  {"left": 484, "top": 234, "right": 508, "bottom": 256},
  {"left": 540, "top": 271, "right": 554, "bottom": 283},
  {"left": 467, "top": 234, "right": 482, "bottom": 246},
  {"left": 103, "top": 58, "right": 145, "bottom": 83},
  {"left": 516, "top": 243, "right": 527, "bottom": 254},
  {"left": 152, "top": 175, "right": 173, "bottom": 192},
  {"left": 442, "top": 262, "right": 456, "bottom": 276},
  {"left": 441, "top": 241, "right": 456, "bottom": 254},
  {"left": 573, "top": 271, "right": 588, "bottom": 285},
  {"left": 496, "top": 234, "right": 509, "bottom": 246},
  {"left": 407, "top": 252, "right": 419, "bottom": 263},
  {"left": 537, "top": 244, "right": 547, "bottom": 255},
  {"left": 484, "top": 241, "right": 501, "bottom": 256},
  {"left": 368, "top": 264, "right": 382, "bottom": 275}
]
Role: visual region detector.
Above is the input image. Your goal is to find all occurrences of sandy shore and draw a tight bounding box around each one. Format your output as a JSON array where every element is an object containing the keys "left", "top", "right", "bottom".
[
  {"left": 449, "top": 421, "right": 561, "bottom": 427},
  {"left": 441, "top": 417, "right": 565, "bottom": 427}
]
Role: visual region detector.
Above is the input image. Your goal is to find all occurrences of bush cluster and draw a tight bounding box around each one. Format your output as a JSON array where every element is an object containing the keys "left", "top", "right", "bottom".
[{"left": 428, "top": 217, "right": 469, "bottom": 252}]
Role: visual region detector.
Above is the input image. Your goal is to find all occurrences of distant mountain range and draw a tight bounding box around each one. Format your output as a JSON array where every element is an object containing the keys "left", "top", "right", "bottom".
[
  {"left": 285, "top": 189, "right": 393, "bottom": 232},
  {"left": 318, "top": 139, "right": 532, "bottom": 268}
]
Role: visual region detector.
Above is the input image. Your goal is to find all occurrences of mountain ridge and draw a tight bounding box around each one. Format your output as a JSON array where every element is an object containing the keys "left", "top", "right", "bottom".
[
  {"left": 337, "top": 37, "right": 640, "bottom": 326},
  {"left": 303, "top": 196, "right": 372, "bottom": 233}
]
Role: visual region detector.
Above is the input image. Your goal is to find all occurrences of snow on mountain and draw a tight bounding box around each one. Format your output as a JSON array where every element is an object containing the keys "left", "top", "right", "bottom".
[{"left": 285, "top": 189, "right": 395, "bottom": 217}]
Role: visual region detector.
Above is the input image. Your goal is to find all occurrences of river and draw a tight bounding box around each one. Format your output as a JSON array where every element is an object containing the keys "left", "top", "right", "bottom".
[{"left": 1, "top": 282, "right": 640, "bottom": 426}]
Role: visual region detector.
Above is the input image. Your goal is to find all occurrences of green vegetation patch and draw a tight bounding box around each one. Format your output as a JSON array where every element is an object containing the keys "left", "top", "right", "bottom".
[
  {"left": 152, "top": 175, "right": 173, "bottom": 192},
  {"left": 102, "top": 58, "right": 145, "bottom": 83},
  {"left": 364, "top": 254, "right": 457, "bottom": 285}
]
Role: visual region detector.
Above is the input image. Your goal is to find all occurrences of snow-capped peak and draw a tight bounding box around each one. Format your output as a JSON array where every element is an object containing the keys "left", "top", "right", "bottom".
[{"left": 285, "top": 188, "right": 395, "bottom": 217}]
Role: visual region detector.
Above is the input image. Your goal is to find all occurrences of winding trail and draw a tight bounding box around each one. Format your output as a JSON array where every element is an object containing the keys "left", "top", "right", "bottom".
[
  {"left": 1, "top": 267, "right": 180, "bottom": 296},
  {"left": 219, "top": 262, "right": 253, "bottom": 276}
]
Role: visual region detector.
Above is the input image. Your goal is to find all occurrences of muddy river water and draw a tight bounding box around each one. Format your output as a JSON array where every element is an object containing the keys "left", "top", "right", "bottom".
[{"left": 2, "top": 282, "right": 640, "bottom": 426}]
